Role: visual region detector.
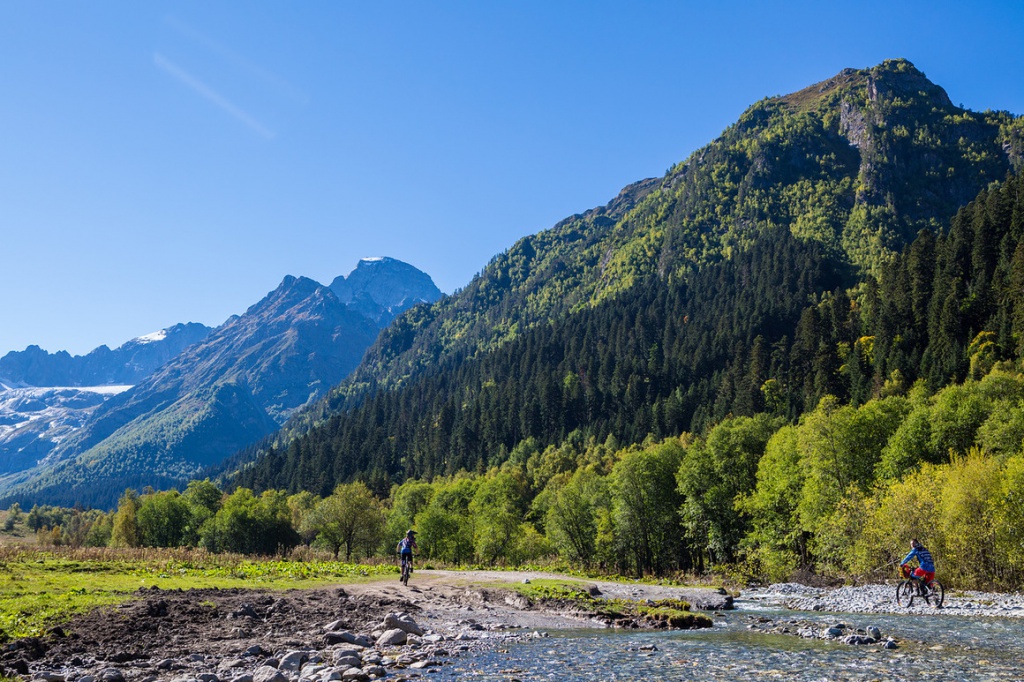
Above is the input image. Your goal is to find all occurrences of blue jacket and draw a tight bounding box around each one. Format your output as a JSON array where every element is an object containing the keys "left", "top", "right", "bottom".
[{"left": 901, "top": 546, "right": 935, "bottom": 572}]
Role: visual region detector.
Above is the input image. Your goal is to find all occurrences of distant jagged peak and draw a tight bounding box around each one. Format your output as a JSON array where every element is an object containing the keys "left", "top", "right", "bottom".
[
  {"left": 125, "top": 322, "right": 210, "bottom": 348},
  {"left": 242, "top": 275, "right": 332, "bottom": 316},
  {"left": 0, "top": 323, "right": 212, "bottom": 389},
  {"left": 328, "top": 257, "right": 441, "bottom": 326}
]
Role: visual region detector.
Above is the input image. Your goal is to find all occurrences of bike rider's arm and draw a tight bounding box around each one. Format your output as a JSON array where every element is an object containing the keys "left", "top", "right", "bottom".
[{"left": 900, "top": 548, "right": 918, "bottom": 566}]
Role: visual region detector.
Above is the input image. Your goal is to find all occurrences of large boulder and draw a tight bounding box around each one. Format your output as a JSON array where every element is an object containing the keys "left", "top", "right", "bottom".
[
  {"left": 252, "top": 666, "right": 287, "bottom": 682},
  {"left": 382, "top": 613, "right": 423, "bottom": 636},
  {"left": 375, "top": 629, "right": 407, "bottom": 646}
]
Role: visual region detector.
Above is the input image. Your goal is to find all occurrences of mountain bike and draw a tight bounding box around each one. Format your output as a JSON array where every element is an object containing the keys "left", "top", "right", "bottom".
[
  {"left": 399, "top": 554, "right": 413, "bottom": 586},
  {"left": 895, "top": 565, "right": 944, "bottom": 608}
]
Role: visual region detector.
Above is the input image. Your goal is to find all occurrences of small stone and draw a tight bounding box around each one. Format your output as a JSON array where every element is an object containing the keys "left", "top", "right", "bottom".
[
  {"left": 98, "top": 669, "right": 125, "bottom": 682},
  {"left": 324, "top": 632, "right": 371, "bottom": 648},
  {"left": 33, "top": 673, "right": 65, "bottom": 682},
  {"left": 333, "top": 656, "right": 361, "bottom": 670},
  {"left": 229, "top": 676, "right": 254, "bottom": 682},
  {"left": 197, "top": 674, "right": 220, "bottom": 682},
  {"left": 867, "top": 626, "right": 882, "bottom": 640},
  {"left": 340, "top": 669, "right": 368, "bottom": 681}
]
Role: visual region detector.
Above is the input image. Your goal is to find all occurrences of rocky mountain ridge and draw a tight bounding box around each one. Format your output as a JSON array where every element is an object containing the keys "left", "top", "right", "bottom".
[
  {"left": 0, "top": 259, "right": 441, "bottom": 508},
  {"left": 0, "top": 322, "right": 212, "bottom": 387}
]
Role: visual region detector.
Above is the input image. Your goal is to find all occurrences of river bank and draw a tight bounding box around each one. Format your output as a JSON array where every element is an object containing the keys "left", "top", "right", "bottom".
[
  {"left": 0, "top": 570, "right": 727, "bottom": 682},
  {"left": 11, "top": 569, "right": 1024, "bottom": 682},
  {"left": 742, "top": 582, "right": 1024, "bottom": 618}
]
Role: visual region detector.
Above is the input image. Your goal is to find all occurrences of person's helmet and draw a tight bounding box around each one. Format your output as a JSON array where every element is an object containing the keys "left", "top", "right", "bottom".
[{"left": 407, "top": 529, "right": 417, "bottom": 536}]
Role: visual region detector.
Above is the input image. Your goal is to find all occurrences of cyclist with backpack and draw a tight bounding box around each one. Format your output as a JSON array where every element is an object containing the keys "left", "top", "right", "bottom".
[
  {"left": 900, "top": 538, "right": 936, "bottom": 592},
  {"left": 396, "top": 529, "right": 418, "bottom": 582}
]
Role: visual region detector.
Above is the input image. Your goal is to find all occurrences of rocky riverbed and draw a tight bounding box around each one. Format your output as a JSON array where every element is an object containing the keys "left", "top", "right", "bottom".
[
  {"left": 742, "top": 582, "right": 1024, "bottom": 618},
  {"left": 0, "top": 571, "right": 729, "bottom": 682},
  {"left": 12, "top": 572, "right": 1023, "bottom": 682}
]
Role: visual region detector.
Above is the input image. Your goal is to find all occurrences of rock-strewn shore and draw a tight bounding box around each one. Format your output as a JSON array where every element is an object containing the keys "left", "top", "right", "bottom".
[
  {"left": 0, "top": 588, "right": 542, "bottom": 682},
  {"left": 0, "top": 572, "right": 731, "bottom": 682},
  {"left": 742, "top": 582, "right": 1024, "bottom": 618}
]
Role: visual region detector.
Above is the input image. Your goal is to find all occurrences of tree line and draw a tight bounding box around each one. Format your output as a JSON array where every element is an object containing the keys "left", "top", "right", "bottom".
[{"left": 11, "top": 361, "right": 1024, "bottom": 590}]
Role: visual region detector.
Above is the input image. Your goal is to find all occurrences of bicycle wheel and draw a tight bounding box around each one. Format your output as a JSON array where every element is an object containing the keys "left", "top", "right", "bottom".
[
  {"left": 896, "top": 580, "right": 915, "bottom": 607},
  {"left": 401, "top": 559, "right": 410, "bottom": 586},
  {"left": 926, "top": 580, "right": 944, "bottom": 608}
]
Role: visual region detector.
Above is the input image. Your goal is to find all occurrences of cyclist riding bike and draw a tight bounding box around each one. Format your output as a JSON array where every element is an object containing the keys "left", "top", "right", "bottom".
[
  {"left": 396, "top": 529, "right": 418, "bottom": 581},
  {"left": 900, "top": 538, "right": 936, "bottom": 593}
]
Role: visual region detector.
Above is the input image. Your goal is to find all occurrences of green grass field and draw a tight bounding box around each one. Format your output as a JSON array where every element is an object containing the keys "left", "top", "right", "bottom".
[{"left": 0, "top": 545, "right": 395, "bottom": 640}]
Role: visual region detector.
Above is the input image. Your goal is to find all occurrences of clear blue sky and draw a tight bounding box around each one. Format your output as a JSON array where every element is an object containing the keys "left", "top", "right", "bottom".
[{"left": 2, "top": 1, "right": 1022, "bottom": 356}]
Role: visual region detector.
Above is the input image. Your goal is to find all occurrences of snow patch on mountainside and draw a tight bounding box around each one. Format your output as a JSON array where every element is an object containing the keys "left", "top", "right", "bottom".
[
  {"left": 0, "top": 384, "right": 132, "bottom": 473},
  {"left": 135, "top": 330, "right": 168, "bottom": 343}
]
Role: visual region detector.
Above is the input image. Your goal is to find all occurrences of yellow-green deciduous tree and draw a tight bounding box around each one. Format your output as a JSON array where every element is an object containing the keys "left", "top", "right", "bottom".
[{"left": 304, "top": 482, "right": 384, "bottom": 561}]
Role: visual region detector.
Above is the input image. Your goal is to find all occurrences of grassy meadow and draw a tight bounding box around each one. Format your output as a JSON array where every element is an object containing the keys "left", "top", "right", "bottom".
[{"left": 0, "top": 544, "right": 395, "bottom": 640}]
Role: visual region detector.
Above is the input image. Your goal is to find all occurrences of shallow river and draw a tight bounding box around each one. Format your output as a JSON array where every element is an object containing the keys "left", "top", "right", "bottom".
[{"left": 432, "top": 601, "right": 1024, "bottom": 681}]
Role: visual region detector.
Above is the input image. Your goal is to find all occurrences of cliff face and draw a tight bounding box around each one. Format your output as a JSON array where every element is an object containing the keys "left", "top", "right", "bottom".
[{"left": 330, "top": 257, "right": 443, "bottom": 327}]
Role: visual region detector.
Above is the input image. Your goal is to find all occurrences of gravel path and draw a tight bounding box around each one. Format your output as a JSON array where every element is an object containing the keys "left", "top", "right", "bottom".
[{"left": 421, "top": 569, "right": 733, "bottom": 611}]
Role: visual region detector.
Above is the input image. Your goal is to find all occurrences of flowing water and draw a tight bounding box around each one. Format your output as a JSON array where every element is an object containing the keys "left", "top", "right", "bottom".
[{"left": 431, "top": 601, "right": 1024, "bottom": 681}]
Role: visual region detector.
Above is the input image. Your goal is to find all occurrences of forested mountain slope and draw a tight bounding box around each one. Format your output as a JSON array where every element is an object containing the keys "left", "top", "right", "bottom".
[
  {"left": 329, "top": 59, "right": 1020, "bottom": 401},
  {"left": 230, "top": 60, "right": 1022, "bottom": 494}
]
